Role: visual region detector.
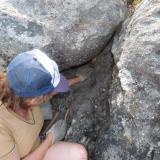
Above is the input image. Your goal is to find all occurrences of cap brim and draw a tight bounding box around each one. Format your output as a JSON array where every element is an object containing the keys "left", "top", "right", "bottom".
[{"left": 52, "top": 74, "right": 69, "bottom": 93}]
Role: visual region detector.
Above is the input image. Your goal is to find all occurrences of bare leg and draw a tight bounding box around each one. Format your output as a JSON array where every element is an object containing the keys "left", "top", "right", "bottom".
[{"left": 43, "top": 142, "right": 88, "bottom": 160}]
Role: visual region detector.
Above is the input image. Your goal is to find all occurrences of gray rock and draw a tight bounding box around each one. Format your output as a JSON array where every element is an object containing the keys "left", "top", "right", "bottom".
[
  {"left": 0, "top": 56, "right": 5, "bottom": 71},
  {"left": 50, "top": 42, "right": 114, "bottom": 158},
  {"left": 0, "top": 0, "right": 127, "bottom": 70},
  {"left": 95, "top": 0, "right": 160, "bottom": 159},
  {"left": 127, "top": 0, "right": 133, "bottom": 4}
]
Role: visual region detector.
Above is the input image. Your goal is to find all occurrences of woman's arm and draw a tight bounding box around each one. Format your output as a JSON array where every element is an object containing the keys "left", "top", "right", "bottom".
[
  {"left": 68, "top": 77, "right": 82, "bottom": 86},
  {"left": 22, "top": 134, "right": 53, "bottom": 160}
]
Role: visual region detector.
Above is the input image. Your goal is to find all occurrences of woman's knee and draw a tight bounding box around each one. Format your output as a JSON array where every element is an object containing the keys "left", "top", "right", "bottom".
[
  {"left": 43, "top": 142, "right": 88, "bottom": 160},
  {"left": 72, "top": 143, "right": 88, "bottom": 160}
]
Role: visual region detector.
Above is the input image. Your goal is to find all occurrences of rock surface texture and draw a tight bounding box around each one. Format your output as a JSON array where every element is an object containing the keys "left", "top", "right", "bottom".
[
  {"left": 94, "top": 0, "right": 160, "bottom": 159},
  {"left": 1, "top": 0, "right": 159, "bottom": 160},
  {"left": 50, "top": 42, "right": 114, "bottom": 158},
  {"left": 0, "top": 0, "right": 127, "bottom": 70}
]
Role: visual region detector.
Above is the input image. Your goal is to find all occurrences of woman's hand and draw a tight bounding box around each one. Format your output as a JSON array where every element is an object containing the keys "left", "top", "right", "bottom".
[{"left": 47, "top": 120, "right": 67, "bottom": 144}]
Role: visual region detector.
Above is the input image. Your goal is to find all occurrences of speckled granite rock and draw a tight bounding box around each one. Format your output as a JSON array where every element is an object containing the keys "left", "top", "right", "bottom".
[
  {"left": 49, "top": 42, "right": 114, "bottom": 159},
  {"left": 0, "top": 0, "right": 127, "bottom": 70},
  {"left": 94, "top": 0, "right": 160, "bottom": 159}
]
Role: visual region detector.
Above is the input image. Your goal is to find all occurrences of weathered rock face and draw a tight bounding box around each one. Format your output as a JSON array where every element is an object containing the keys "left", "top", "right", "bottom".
[
  {"left": 1, "top": 0, "right": 160, "bottom": 159},
  {"left": 94, "top": 0, "right": 160, "bottom": 159},
  {"left": 0, "top": 0, "right": 127, "bottom": 70},
  {"left": 127, "top": 0, "right": 133, "bottom": 4},
  {"left": 49, "top": 42, "right": 114, "bottom": 158}
]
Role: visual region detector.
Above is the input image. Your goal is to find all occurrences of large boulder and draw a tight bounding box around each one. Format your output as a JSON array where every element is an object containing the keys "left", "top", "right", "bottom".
[
  {"left": 95, "top": 0, "right": 160, "bottom": 159},
  {"left": 0, "top": 0, "right": 127, "bottom": 70}
]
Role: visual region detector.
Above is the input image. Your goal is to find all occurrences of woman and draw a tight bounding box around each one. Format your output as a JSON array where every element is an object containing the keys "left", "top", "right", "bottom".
[{"left": 0, "top": 49, "right": 88, "bottom": 160}]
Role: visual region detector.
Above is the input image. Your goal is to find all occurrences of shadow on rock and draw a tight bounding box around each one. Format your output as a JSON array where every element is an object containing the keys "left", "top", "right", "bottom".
[{"left": 49, "top": 41, "right": 114, "bottom": 159}]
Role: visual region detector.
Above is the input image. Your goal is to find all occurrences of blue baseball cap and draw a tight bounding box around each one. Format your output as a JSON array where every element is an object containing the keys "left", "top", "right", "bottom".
[{"left": 7, "top": 49, "right": 69, "bottom": 97}]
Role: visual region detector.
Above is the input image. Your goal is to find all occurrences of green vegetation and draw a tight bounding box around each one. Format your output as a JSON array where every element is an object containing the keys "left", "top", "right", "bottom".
[
  {"left": 128, "top": 0, "right": 142, "bottom": 16},
  {"left": 132, "top": 0, "right": 142, "bottom": 6}
]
